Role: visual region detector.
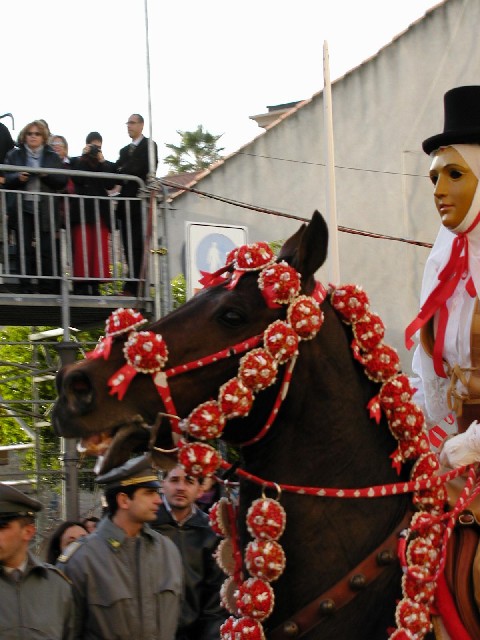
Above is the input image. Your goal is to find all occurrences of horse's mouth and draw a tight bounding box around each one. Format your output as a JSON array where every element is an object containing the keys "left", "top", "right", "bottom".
[{"left": 76, "top": 416, "right": 179, "bottom": 475}]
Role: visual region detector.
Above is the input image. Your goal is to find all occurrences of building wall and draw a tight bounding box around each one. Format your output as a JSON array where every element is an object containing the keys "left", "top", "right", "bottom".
[{"left": 164, "top": 0, "right": 479, "bottom": 370}]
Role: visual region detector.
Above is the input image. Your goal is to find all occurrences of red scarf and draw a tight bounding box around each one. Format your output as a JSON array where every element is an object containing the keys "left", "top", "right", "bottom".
[{"left": 405, "top": 213, "right": 480, "bottom": 377}]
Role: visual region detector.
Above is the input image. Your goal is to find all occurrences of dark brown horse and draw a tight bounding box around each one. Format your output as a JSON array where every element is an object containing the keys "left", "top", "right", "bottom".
[{"left": 53, "top": 211, "right": 412, "bottom": 639}]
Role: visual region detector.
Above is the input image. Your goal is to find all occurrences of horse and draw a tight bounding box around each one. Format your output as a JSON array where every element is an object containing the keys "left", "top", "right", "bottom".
[{"left": 53, "top": 211, "right": 427, "bottom": 639}]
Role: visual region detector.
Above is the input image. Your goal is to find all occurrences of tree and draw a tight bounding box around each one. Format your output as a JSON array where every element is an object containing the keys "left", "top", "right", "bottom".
[{"left": 164, "top": 125, "right": 224, "bottom": 173}]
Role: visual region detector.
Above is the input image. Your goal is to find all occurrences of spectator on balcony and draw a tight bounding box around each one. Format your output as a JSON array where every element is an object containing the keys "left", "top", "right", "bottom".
[
  {"left": 115, "top": 114, "right": 157, "bottom": 297},
  {"left": 4, "top": 120, "right": 66, "bottom": 293},
  {"left": 0, "top": 121, "right": 14, "bottom": 185},
  {"left": 70, "top": 132, "right": 116, "bottom": 295},
  {"left": 50, "top": 135, "right": 75, "bottom": 228}
]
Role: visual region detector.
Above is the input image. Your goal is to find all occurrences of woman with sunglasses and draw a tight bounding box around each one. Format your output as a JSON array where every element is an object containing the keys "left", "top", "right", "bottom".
[{"left": 3, "top": 120, "right": 66, "bottom": 293}]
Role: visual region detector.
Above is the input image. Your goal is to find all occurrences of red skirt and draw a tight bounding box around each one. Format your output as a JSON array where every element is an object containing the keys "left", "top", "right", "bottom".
[{"left": 72, "top": 222, "right": 110, "bottom": 279}]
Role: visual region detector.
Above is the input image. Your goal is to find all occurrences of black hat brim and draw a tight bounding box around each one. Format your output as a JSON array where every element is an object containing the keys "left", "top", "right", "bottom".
[{"left": 423, "top": 129, "right": 480, "bottom": 155}]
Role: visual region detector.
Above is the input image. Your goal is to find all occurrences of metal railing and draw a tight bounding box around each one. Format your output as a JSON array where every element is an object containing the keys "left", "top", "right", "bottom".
[{"left": 0, "top": 164, "right": 154, "bottom": 298}]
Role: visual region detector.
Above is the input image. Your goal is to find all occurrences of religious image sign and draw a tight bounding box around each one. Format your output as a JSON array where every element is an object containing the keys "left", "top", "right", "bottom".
[{"left": 186, "top": 222, "right": 248, "bottom": 298}]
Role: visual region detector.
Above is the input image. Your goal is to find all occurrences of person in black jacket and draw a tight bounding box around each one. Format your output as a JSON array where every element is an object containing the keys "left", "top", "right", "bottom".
[
  {"left": 114, "top": 114, "right": 157, "bottom": 296},
  {"left": 70, "top": 132, "right": 116, "bottom": 295},
  {"left": 152, "top": 466, "right": 227, "bottom": 640},
  {"left": 4, "top": 120, "right": 66, "bottom": 293}
]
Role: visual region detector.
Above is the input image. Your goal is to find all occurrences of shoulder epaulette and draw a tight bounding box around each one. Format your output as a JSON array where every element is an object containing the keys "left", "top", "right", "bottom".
[
  {"left": 57, "top": 538, "right": 84, "bottom": 564},
  {"left": 44, "top": 564, "right": 72, "bottom": 584}
]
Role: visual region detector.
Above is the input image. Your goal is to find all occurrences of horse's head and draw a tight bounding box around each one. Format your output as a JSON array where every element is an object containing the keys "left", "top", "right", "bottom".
[{"left": 52, "top": 211, "right": 329, "bottom": 472}]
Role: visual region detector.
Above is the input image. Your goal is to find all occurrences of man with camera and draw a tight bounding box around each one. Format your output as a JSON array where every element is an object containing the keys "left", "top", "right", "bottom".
[{"left": 70, "top": 132, "right": 116, "bottom": 295}]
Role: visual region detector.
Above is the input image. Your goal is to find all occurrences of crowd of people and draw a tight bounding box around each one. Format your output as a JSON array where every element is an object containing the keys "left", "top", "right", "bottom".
[
  {"left": 0, "top": 455, "right": 228, "bottom": 639},
  {"left": 0, "top": 114, "right": 157, "bottom": 296}
]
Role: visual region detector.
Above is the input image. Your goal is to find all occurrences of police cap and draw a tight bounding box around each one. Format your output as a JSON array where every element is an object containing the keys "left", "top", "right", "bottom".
[
  {"left": 0, "top": 482, "right": 42, "bottom": 523},
  {"left": 96, "top": 454, "right": 161, "bottom": 491}
]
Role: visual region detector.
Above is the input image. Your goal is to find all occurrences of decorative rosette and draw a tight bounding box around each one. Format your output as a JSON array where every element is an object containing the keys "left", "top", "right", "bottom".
[
  {"left": 108, "top": 331, "right": 168, "bottom": 400},
  {"left": 225, "top": 248, "right": 238, "bottom": 265},
  {"left": 410, "top": 452, "right": 440, "bottom": 481},
  {"left": 258, "top": 261, "right": 301, "bottom": 307},
  {"left": 220, "top": 616, "right": 237, "bottom": 639},
  {"left": 287, "top": 295, "right": 323, "bottom": 340},
  {"left": 389, "top": 630, "right": 416, "bottom": 640},
  {"left": 354, "top": 343, "right": 400, "bottom": 383},
  {"left": 395, "top": 599, "right": 432, "bottom": 638},
  {"left": 392, "top": 435, "right": 430, "bottom": 469},
  {"left": 263, "top": 320, "right": 299, "bottom": 364},
  {"left": 379, "top": 374, "right": 415, "bottom": 414},
  {"left": 239, "top": 349, "right": 278, "bottom": 391},
  {"left": 245, "top": 539, "right": 286, "bottom": 582},
  {"left": 185, "top": 400, "right": 226, "bottom": 440},
  {"left": 409, "top": 512, "right": 444, "bottom": 547},
  {"left": 236, "top": 577, "right": 275, "bottom": 621},
  {"left": 178, "top": 441, "right": 222, "bottom": 477},
  {"left": 106, "top": 307, "right": 147, "bottom": 337},
  {"left": 209, "top": 497, "right": 233, "bottom": 537},
  {"left": 235, "top": 242, "right": 275, "bottom": 272},
  {"left": 86, "top": 308, "right": 148, "bottom": 360},
  {"left": 406, "top": 537, "right": 439, "bottom": 570},
  {"left": 232, "top": 617, "right": 266, "bottom": 640},
  {"left": 351, "top": 311, "right": 385, "bottom": 351},
  {"left": 221, "top": 577, "right": 241, "bottom": 615},
  {"left": 246, "top": 498, "right": 286, "bottom": 541},
  {"left": 219, "top": 378, "right": 254, "bottom": 419},
  {"left": 330, "top": 285, "right": 369, "bottom": 323},
  {"left": 216, "top": 538, "right": 237, "bottom": 576},
  {"left": 388, "top": 403, "right": 425, "bottom": 441},
  {"left": 412, "top": 482, "right": 446, "bottom": 514},
  {"left": 401, "top": 567, "right": 436, "bottom": 604}
]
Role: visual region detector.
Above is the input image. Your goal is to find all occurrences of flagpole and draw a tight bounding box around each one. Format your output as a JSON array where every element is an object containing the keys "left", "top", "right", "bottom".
[{"left": 323, "top": 41, "right": 340, "bottom": 285}]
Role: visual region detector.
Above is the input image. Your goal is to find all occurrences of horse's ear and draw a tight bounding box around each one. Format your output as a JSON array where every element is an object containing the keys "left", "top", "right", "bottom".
[{"left": 279, "top": 211, "right": 329, "bottom": 281}]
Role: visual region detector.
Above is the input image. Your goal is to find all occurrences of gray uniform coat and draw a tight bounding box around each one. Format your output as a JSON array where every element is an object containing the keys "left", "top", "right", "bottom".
[
  {"left": 57, "top": 517, "right": 183, "bottom": 640},
  {"left": 0, "top": 551, "right": 75, "bottom": 639}
]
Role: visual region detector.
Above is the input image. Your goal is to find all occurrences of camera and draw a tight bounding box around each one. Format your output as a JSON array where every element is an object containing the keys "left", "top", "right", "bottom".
[{"left": 89, "top": 144, "right": 100, "bottom": 157}]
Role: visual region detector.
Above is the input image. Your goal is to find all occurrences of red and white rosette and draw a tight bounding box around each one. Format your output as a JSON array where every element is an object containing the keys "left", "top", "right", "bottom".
[
  {"left": 258, "top": 261, "right": 301, "bottom": 307},
  {"left": 354, "top": 343, "right": 400, "bottom": 383},
  {"left": 209, "top": 497, "right": 233, "bottom": 538},
  {"left": 406, "top": 537, "right": 439, "bottom": 570},
  {"left": 330, "top": 284, "right": 369, "bottom": 323},
  {"left": 263, "top": 320, "right": 299, "bottom": 364},
  {"left": 351, "top": 310, "right": 385, "bottom": 351},
  {"left": 287, "top": 295, "right": 323, "bottom": 340},
  {"left": 86, "top": 308, "right": 147, "bottom": 360},
  {"left": 388, "top": 402, "right": 425, "bottom": 441},
  {"left": 401, "top": 566, "right": 436, "bottom": 605},
  {"left": 246, "top": 498, "right": 286, "bottom": 541},
  {"left": 220, "top": 577, "right": 241, "bottom": 615},
  {"left": 236, "top": 577, "right": 275, "bottom": 621},
  {"left": 232, "top": 617, "right": 266, "bottom": 640},
  {"left": 218, "top": 378, "right": 254, "bottom": 419},
  {"left": 178, "top": 441, "right": 222, "bottom": 477},
  {"left": 185, "top": 400, "right": 226, "bottom": 440},
  {"left": 215, "top": 538, "right": 237, "bottom": 576},
  {"left": 108, "top": 331, "right": 168, "bottom": 400},
  {"left": 220, "top": 616, "right": 237, "bottom": 639},
  {"left": 245, "top": 539, "right": 286, "bottom": 582},
  {"left": 379, "top": 374, "right": 415, "bottom": 415},
  {"left": 394, "top": 599, "right": 432, "bottom": 638},
  {"left": 239, "top": 349, "right": 278, "bottom": 391},
  {"left": 235, "top": 242, "right": 275, "bottom": 272}
]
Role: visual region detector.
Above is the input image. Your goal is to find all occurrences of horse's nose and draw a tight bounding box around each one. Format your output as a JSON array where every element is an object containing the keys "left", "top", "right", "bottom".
[{"left": 58, "top": 368, "right": 96, "bottom": 416}]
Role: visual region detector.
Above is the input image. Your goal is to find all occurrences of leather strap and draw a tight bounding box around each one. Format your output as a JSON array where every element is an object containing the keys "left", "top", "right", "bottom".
[{"left": 269, "top": 510, "right": 411, "bottom": 639}]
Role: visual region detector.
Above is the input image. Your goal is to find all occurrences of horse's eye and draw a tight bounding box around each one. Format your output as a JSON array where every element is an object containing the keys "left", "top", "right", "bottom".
[{"left": 218, "top": 309, "right": 246, "bottom": 327}]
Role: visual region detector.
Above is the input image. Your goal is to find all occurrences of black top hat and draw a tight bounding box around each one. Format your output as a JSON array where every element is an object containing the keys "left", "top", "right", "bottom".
[{"left": 422, "top": 86, "right": 480, "bottom": 155}]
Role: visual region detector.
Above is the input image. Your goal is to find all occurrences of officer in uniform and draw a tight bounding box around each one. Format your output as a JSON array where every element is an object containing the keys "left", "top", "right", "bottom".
[
  {"left": 0, "top": 482, "right": 74, "bottom": 639},
  {"left": 57, "top": 454, "right": 183, "bottom": 640}
]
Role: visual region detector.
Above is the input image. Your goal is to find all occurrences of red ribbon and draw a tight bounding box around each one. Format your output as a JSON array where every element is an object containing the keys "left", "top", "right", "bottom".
[{"left": 405, "top": 213, "right": 480, "bottom": 378}]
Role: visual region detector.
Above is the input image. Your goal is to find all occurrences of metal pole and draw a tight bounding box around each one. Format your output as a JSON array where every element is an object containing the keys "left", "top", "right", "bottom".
[
  {"left": 58, "top": 230, "right": 79, "bottom": 520},
  {"left": 144, "top": 0, "right": 156, "bottom": 181},
  {"left": 323, "top": 41, "right": 340, "bottom": 285}
]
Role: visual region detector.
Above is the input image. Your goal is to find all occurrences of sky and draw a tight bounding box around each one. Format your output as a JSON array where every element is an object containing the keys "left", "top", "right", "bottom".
[{"left": 3, "top": 0, "right": 440, "bottom": 176}]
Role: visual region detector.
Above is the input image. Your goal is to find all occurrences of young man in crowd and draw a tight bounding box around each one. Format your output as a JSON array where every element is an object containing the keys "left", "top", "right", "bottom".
[
  {"left": 57, "top": 455, "right": 183, "bottom": 640},
  {"left": 152, "top": 465, "right": 227, "bottom": 640}
]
